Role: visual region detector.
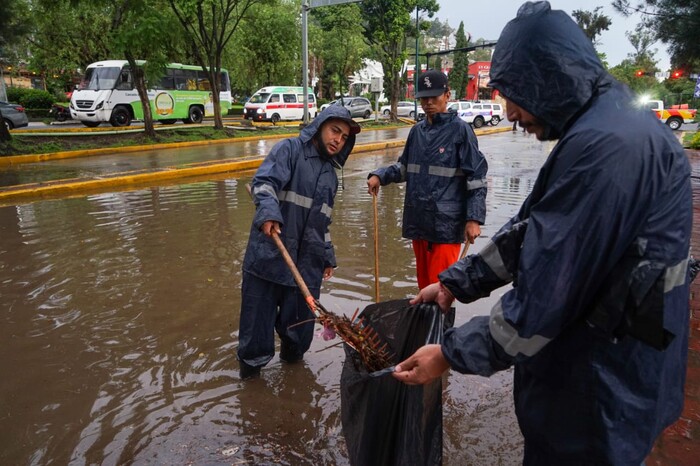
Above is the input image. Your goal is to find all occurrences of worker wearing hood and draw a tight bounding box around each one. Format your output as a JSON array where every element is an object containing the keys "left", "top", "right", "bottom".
[
  {"left": 392, "top": 2, "right": 691, "bottom": 464},
  {"left": 238, "top": 105, "right": 360, "bottom": 378}
]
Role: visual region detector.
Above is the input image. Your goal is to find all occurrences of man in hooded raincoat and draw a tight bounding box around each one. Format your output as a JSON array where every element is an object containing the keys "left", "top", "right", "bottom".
[
  {"left": 238, "top": 105, "right": 360, "bottom": 379},
  {"left": 392, "top": 2, "right": 692, "bottom": 464},
  {"left": 367, "top": 70, "right": 488, "bottom": 289}
]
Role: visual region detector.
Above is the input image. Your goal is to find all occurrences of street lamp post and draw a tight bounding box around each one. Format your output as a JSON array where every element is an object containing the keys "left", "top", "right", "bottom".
[{"left": 414, "top": 6, "right": 419, "bottom": 121}]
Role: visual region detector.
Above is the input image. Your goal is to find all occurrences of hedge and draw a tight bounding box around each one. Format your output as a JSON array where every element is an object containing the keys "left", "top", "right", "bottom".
[{"left": 6, "top": 87, "right": 54, "bottom": 109}]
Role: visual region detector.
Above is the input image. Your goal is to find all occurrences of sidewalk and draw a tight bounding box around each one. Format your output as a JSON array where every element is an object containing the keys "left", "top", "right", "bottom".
[{"left": 648, "top": 149, "right": 700, "bottom": 465}]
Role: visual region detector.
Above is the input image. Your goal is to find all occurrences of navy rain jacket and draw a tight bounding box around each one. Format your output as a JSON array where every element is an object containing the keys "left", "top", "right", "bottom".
[
  {"left": 243, "top": 105, "right": 356, "bottom": 290},
  {"left": 438, "top": 2, "right": 691, "bottom": 464},
  {"left": 369, "top": 111, "right": 487, "bottom": 244}
]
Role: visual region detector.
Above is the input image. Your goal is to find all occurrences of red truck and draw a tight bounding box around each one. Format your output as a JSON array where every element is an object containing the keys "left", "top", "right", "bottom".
[{"left": 645, "top": 99, "right": 697, "bottom": 130}]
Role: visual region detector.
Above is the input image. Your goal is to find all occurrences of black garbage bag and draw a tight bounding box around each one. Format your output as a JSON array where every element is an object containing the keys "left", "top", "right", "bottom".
[{"left": 340, "top": 299, "right": 455, "bottom": 466}]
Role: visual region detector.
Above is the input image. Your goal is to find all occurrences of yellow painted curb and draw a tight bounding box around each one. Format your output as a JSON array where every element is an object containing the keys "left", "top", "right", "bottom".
[
  {"left": 0, "top": 126, "right": 509, "bottom": 204},
  {"left": 0, "top": 140, "right": 406, "bottom": 204}
]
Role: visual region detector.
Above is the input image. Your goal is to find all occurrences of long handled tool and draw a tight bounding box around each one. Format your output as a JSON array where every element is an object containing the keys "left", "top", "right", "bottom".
[
  {"left": 459, "top": 241, "right": 470, "bottom": 260},
  {"left": 245, "top": 183, "right": 394, "bottom": 372},
  {"left": 372, "top": 193, "right": 380, "bottom": 303}
]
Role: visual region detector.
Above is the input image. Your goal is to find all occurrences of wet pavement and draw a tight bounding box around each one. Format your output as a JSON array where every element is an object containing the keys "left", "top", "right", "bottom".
[{"left": 0, "top": 130, "right": 697, "bottom": 465}]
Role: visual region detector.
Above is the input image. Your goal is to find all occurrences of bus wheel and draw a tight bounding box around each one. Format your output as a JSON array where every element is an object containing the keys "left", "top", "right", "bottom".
[
  {"left": 160, "top": 119, "right": 177, "bottom": 125},
  {"left": 187, "top": 106, "right": 204, "bottom": 124},
  {"left": 110, "top": 107, "right": 132, "bottom": 127},
  {"left": 82, "top": 121, "right": 101, "bottom": 128},
  {"left": 271, "top": 113, "right": 281, "bottom": 123}
]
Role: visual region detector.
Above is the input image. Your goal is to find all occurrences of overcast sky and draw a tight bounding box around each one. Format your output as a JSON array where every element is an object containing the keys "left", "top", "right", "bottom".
[{"left": 433, "top": 0, "right": 671, "bottom": 70}]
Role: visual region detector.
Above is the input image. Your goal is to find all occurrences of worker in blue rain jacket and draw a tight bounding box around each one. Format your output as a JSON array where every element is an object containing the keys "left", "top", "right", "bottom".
[
  {"left": 238, "top": 105, "right": 360, "bottom": 379},
  {"left": 393, "top": 2, "right": 692, "bottom": 465},
  {"left": 367, "top": 69, "right": 488, "bottom": 289}
]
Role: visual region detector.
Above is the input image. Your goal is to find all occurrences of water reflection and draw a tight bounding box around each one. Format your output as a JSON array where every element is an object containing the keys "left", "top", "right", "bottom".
[{"left": 0, "top": 131, "right": 550, "bottom": 465}]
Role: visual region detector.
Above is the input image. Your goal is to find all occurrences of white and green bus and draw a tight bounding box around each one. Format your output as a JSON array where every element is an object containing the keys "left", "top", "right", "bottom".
[{"left": 69, "top": 60, "right": 233, "bottom": 127}]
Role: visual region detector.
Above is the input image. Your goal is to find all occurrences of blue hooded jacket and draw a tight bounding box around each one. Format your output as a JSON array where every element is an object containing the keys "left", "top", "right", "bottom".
[
  {"left": 369, "top": 110, "right": 487, "bottom": 244},
  {"left": 243, "top": 105, "right": 357, "bottom": 290},
  {"left": 438, "top": 2, "right": 691, "bottom": 464}
]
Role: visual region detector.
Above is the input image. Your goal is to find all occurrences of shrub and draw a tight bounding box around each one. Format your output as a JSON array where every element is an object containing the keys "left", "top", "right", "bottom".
[
  {"left": 5, "top": 87, "right": 54, "bottom": 109},
  {"left": 688, "top": 131, "right": 700, "bottom": 150}
]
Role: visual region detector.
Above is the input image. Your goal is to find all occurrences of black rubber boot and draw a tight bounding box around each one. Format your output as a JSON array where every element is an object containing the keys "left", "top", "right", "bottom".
[
  {"left": 279, "top": 342, "right": 303, "bottom": 363},
  {"left": 239, "top": 361, "right": 261, "bottom": 379}
]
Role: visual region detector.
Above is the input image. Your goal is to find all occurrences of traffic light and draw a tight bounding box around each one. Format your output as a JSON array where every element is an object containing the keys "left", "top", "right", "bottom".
[
  {"left": 635, "top": 70, "right": 645, "bottom": 77},
  {"left": 671, "top": 70, "right": 683, "bottom": 79}
]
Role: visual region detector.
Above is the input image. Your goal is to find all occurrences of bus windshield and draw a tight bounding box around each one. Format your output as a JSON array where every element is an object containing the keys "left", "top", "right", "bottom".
[
  {"left": 249, "top": 93, "right": 270, "bottom": 104},
  {"left": 79, "top": 67, "right": 122, "bottom": 91}
]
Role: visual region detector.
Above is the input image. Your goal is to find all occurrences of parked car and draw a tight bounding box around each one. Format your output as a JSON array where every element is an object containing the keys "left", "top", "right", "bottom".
[
  {"left": 0, "top": 101, "right": 29, "bottom": 130},
  {"left": 446, "top": 101, "right": 492, "bottom": 128},
  {"left": 320, "top": 97, "right": 373, "bottom": 119},
  {"left": 380, "top": 101, "right": 422, "bottom": 118},
  {"left": 480, "top": 102, "right": 505, "bottom": 125}
]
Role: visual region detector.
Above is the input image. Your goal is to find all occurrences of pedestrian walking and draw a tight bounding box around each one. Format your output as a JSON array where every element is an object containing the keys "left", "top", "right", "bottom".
[
  {"left": 237, "top": 105, "right": 360, "bottom": 379},
  {"left": 393, "top": 2, "right": 692, "bottom": 464},
  {"left": 367, "top": 69, "right": 488, "bottom": 289}
]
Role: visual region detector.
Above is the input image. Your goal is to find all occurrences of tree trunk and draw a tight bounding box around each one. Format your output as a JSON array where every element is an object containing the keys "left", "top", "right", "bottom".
[
  {"left": 208, "top": 69, "right": 223, "bottom": 130},
  {"left": 126, "top": 54, "right": 156, "bottom": 139},
  {"left": 0, "top": 121, "right": 11, "bottom": 142}
]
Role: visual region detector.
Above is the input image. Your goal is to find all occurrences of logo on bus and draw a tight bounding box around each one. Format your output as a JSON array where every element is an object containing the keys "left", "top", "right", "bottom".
[{"left": 155, "top": 92, "right": 175, "bottom": 115}]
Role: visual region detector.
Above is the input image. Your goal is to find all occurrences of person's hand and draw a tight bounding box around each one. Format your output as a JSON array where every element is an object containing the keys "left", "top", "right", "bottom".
[
  {"left": 392, "top": 344, "right": 450, "bottom": 385},
  {"left": 323, "top": 267, "right": 334, "bottom": 280},
  {"left": 367, "top": 175, "right": 381, "bottom": 196},
  {"left": 261, "top": 220, "right": 281, "bottom": 237},
  {"left": 465, "top": 220, "right": 481, "bottom": 244},
  {"left": 410, "top": 282, "right": 454, "bottom": 312}
]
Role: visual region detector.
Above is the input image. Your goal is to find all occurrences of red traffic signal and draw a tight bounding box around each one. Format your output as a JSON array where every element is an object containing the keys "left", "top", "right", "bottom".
[
  {"left": 635, "top": 70, "right": 645, "bottom": 77},
  {"left": 671, "top": 70, "right": 683, "bottom": 79}
]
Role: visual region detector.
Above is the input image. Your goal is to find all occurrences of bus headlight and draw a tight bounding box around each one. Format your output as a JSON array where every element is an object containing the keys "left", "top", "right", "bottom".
[
  {"left": 95, "top": 101, "right": 104, "bottom": 110},
  {"left": 256, "top": 108, "right": 263, "bottom": 114}
]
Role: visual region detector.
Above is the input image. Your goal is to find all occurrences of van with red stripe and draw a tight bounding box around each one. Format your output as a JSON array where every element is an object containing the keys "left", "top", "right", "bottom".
[{"left": 244, "top": 86, "right": 317, "bottom": 123}]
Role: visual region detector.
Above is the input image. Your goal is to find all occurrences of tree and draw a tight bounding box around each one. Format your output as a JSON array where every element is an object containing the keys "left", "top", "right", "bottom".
[
  {"left": 360, "top": 0, "right": 439, "bottom": 119},
  {"left": 310, "top": 3, "right": 367, "bottom": 99},
  {"left": 109, "top": 0, "right": 182, "bottom": 138},
  {"left": 612, "top": 0, "right": 700, "bottom": 68},
  {"left": 0, "top": 0, "right": 31, "bottom": 142},
  {"left": 449, "top": 22, "right": 469, "bottom": 100},
  {"left": 228, "top": 0, "right": 300, "bottom": 96},
  {"left": 169, "top": 0, "right": 268, "bottom": 129},
  {"left": 571, "top": 7, "right": 612, "bottom": 46}
]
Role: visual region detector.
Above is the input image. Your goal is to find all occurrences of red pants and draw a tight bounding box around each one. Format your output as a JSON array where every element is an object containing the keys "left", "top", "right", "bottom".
[{"left": 412, "top": 240, "right": 461, "bottom": 289}]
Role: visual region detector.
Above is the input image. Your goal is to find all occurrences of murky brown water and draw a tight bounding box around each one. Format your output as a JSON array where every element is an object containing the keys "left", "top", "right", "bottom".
[{"left": 0, "top": 131, "right": 551, "bottom": 465}]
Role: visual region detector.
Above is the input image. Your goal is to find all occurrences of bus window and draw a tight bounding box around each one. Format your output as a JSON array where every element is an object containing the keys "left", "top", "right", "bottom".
[
  {"left": 269, "top": 94, "right": 280, "bottom": 103},
  {"left": 79, "top": 66, "right": 121, "bottom": 91},
  {"left": 283, "top": 94, "right": 296, "bottom": 103}
]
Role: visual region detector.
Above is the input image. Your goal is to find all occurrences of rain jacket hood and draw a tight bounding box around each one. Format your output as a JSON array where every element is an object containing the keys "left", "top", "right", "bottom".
[
  {"left": 489, "top": 1, "right": 610, "bottom": 139},
  {"left": 299, "top": 105, "right": 358, "bottom": 169}
]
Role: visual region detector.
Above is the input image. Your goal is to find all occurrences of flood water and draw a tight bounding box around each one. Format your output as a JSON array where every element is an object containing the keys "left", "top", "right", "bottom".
[{"left": 0, "top": 131, "right": 552, "bottom": 465}]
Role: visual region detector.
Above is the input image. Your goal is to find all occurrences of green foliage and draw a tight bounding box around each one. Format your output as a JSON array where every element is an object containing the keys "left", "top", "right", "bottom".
[
  {"left": 687, "top": 131, "right": 700, "bottom": 150},
  {"left": 6, "top": 87, "right": 54, "bottom": 108},
  {"left": 449, "top": 22, "right": 469, "bottom": 100},
  {"left": 571, "top": 7, "right": 611, "bottom": 46},
  {"left": 310, "top": 2, "right": 368, "bottom": 99},
  {"left": 613, "top": 0, "right": 700, "bottom": 66},
  {"left": 228, "top": 0, "right": 300, "bottom": 96}
]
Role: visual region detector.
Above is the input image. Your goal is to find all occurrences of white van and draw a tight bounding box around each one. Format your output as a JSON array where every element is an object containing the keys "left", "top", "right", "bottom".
[
  {"left": 446, "top": 101, "right": 492, "bottom": 128},
  {"left": 244, "top": 86, "right": 317, "bottom": 122}
]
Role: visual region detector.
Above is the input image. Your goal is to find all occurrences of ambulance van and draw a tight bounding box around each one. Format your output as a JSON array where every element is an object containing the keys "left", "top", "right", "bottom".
[{"left": 244, "top": 86, "right": 317, "bottom": 122}]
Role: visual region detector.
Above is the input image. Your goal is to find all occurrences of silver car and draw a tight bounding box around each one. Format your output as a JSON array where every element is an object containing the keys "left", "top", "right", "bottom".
[
  {"left": 380, "top": 101, "right": 423, "bottom": 118},
  {"left": 321, "top": 97, "right": 373, "bottom": 119},
  {"left": 0, "top": 101, "right": 29, "bottom": 130}
]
